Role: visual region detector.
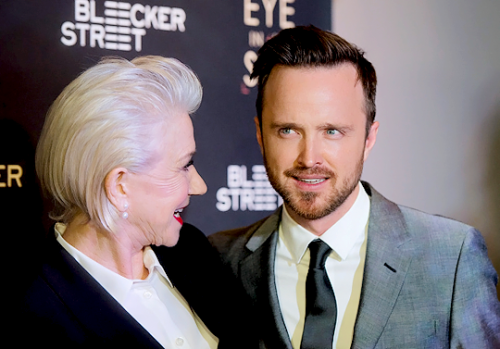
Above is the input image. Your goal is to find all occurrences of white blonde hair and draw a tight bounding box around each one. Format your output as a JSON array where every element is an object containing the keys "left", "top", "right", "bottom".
[{"left": 35, "top": 56, "right": 202, "bottom": 233}]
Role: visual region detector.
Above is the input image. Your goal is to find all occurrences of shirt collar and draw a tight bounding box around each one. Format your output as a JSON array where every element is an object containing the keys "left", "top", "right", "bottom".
[
  {"left": 54, "top": 223, "right": 172, "bottom": 303},
  {"left": 280, "top": 182, "right": 370, "bottom": 263}
]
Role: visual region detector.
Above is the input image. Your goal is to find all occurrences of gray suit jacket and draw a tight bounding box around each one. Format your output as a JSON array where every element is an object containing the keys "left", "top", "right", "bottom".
[{"left": 209, "top": 182, "right": 500, "bottom": 348}]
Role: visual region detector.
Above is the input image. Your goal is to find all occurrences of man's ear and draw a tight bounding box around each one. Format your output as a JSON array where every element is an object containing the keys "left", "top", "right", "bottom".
[
  {"left": 363, "top": 121, "right": 379, "bottom": 162},
  {"left": 104, "top": 167, "right": 129, "bottom": 211},
  {"left": 254, "top": 116, "right": 263, "bottom": 155}
]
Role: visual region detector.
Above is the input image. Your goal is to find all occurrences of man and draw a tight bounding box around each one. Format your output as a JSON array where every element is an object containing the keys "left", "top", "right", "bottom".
[{"left": 208, "top": 26, "right": 500, "bottom": 348}]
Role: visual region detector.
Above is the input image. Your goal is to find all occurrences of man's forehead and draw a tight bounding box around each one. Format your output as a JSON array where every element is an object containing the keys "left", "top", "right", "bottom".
[
  {"left": 267, "top": 63, "right": 359, "bottom": 80},
  {"left": 263, "top": 64, "right": 362, "bottom": 101},
  {"left": 261, "top": 63, "right": 367, "bottom": 127},
  {"left": 262, "top": 64, "right": 361, "bottom": 103}
]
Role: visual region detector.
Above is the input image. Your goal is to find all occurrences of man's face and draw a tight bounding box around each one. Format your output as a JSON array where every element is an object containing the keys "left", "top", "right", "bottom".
[{"left": 256, "top": 64, "right": 378, "bottom": 231}]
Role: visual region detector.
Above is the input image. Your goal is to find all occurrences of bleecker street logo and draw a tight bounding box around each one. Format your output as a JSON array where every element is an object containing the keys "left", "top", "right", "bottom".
[
  {"left": 216, "top": 165, "right": 283, "bottom": 212},
  {"left": 0, "top": 165, "right": 23, "bottom": 188},
  {"left": 61, "top": 0, "right": 187, "bottom": 52}
]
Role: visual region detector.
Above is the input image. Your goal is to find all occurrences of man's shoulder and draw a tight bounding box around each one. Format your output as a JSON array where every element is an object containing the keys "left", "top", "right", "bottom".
[
  {"left": 208, "top": 214, "right": 272, "bottom": 253},
  {"left": 397, "top": 203, "right": 479, "bottom": 244},
  {"left": 389, "top": 204, "right": 487, "bottom": 265},
  {"left": 366, "top": 181, "right": 478, "bottom": 243},
  {"left": 400, "top": 204, "right": 473, "bottom": 228}
]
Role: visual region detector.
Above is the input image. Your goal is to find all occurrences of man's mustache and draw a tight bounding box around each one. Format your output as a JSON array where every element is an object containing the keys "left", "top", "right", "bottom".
[{"left": 284, "top": 166, "right": 336, "bottom": 178}]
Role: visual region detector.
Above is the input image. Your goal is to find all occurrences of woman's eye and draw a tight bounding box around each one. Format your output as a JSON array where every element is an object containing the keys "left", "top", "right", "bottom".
[{"left": 184, "top": 160, "right": 194, "bottom": 170}]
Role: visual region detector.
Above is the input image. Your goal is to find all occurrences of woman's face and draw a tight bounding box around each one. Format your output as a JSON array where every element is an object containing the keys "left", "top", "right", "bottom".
[{"left": 126, "top": 112, "right": 207, "bottom": 247}]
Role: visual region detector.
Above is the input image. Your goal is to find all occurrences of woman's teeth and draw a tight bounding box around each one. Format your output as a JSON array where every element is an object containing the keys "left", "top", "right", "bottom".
[{"left": 174, "top": 209, "right": 184, "bottom": 224}]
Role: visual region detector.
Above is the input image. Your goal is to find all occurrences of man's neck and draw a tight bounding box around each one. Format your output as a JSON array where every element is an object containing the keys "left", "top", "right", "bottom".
[{"left": 286, "top": 184, "right": 361, "bottom": 236}]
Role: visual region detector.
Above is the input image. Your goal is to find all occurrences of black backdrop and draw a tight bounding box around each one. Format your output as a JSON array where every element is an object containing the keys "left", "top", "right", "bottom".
[{"left": 0, "top": 1, "right": 331, "bottom": 237}]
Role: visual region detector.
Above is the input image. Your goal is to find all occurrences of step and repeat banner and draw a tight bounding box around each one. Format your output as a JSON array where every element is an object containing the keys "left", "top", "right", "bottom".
[{"left": 0, "top": 1, "right": 331, "bottom": 238}]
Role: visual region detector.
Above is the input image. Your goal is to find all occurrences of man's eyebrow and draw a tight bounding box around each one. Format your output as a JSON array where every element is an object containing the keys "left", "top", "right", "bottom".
[
  {"left": 318, "top": 123, "right": 354, "bottom": 132},
  {"left": 269, "top": 122, "right": 354, "bottom": 133},
  {"left": 269, "top": 122, "right": 301, "bottom": 129}
]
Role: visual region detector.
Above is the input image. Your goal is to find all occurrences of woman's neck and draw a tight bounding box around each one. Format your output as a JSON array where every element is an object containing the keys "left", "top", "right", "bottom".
[{"left": 62, "top": 216, "right": 149, "bottom": 280}]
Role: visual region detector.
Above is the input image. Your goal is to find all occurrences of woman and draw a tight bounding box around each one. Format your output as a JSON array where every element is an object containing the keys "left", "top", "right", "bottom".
[{"left": 16, "top": 56, "right": 255, "bottom": 348}]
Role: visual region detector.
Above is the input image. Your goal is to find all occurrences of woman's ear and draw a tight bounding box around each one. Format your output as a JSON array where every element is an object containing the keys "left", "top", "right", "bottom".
[{"left": 104, "top": 167, "right": 129, "bottom": 211}]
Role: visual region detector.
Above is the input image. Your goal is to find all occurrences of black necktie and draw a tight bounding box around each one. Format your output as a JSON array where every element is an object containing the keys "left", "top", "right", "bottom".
[{"left": 300, "top": 239, "right": 337, "bottom": 349}]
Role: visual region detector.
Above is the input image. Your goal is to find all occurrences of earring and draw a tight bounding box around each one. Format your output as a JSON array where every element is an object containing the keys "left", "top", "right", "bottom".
[{"left": 122, "top": 202, "right": 129, "bottom": 219}]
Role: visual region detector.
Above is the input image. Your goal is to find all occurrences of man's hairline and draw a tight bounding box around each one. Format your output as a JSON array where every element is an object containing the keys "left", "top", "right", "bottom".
[{"left": 257, "top": 63, "right": 372, "bottom": 134}]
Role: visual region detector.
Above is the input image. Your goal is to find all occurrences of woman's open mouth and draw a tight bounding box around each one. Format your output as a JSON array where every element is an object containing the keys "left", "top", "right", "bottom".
[{"left": 173, "top": 208, "right": 184, "bottom": 225}]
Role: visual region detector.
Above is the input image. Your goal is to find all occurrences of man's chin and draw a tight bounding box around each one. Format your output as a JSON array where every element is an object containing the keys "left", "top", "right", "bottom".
[
  {"left": 286, "top": 198, "right": 334, "bottom": 221},
  {"left": 285, "top": 181, "right": 359, "bottom": 221}
]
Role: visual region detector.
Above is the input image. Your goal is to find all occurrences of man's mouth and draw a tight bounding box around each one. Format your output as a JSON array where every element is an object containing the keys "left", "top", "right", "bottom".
[
  {"left": 296, "top": 178, "right": 326, "bottom": 184},
  {"left": 173, "top": 208, "right": 184, "bottom": 225},
  {"left": 286, "top": 167, "right": 333, "bottom": 181}
]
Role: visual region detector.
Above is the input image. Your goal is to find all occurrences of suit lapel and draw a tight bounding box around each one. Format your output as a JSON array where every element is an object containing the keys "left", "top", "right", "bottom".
[
  {"left": 41, "top": 238, "right": 163, "bottom": 347},
  {"left": 240, "top": 209, "right": 293, "bottom": 349},
  {"left": 351, "top": 184, "right": 413, "bottom": 349},
  {"left": 237, "top": 184, "right": 413, "bottom": 349}
]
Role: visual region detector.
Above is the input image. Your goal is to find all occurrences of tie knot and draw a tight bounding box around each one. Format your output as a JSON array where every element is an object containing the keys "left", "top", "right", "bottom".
[{"left": 308, "top": 239, "right": 332, "bottom": 270}]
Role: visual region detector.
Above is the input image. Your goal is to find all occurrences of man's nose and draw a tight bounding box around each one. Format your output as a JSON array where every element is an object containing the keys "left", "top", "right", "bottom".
[{"left": 296, "top": 136, "right": 323, "bottom": 168}]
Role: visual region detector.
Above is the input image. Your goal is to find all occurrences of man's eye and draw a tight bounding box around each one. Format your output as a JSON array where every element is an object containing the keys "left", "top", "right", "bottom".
[
  {"left": 326, "top": 129, "right": 339, "bottom": 135},
  {"left": 280, "top": 128, "right": 293, "bottom": 135}
]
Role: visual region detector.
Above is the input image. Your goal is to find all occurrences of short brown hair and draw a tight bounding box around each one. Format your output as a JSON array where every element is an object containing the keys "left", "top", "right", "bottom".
[{"left": 251, "top": 25, "right": 377, "bottom": 133}]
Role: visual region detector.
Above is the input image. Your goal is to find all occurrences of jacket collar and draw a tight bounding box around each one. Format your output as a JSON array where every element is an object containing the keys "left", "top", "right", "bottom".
[
  {"left": 241, "top": 182, "right": 413, "bottom": 349},
  {"left": 39, "top": 234, "right": 164, "bottom": 347},
  {"left": 352, "top": 182, "right": 413, "bottom": 348},
  {"left": 242, "top": 206, "right": 292, "bottom": 349}
]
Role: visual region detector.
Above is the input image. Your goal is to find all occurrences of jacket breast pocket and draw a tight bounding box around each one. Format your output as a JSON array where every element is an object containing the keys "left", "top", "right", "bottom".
[{"left": 377, "top": 320, "right": 446, "bottom": 349}]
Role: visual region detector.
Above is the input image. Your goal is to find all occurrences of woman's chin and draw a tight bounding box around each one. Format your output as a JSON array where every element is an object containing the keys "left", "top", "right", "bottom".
[{"left": 159, "top": 228, "right": 181, "bottom": 247}]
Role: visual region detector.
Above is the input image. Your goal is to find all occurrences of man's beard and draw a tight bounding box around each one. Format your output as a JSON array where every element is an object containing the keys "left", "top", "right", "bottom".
[{"left": 263, "top": 152, "right": 364, "bottom": 221}]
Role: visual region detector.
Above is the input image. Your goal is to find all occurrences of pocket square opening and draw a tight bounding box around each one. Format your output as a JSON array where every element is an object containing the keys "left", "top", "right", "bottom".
[{"left": 384, "top": 263, "right": 397, "bottom": 273}]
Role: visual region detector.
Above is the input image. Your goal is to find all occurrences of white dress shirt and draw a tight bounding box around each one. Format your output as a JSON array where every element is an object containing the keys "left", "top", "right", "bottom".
[
  {"left": 275, "top": 182, "right": 370, "bottom": 349},
  {"left": 55, "top": 223, "right": 218, "bottom": 349}
]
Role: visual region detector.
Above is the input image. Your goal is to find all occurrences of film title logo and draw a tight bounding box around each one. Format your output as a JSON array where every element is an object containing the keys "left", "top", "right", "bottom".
[
  {"left": 216, "top": 165, "right": 282, "bottom": 212},
  {"left": 241, "top": 0, "right": 295, "bottom": 93},
  {"left": 0, "top": 165, "right": 23, "bottom": 188},
  {"left": 61, "top": 0, "right": 187, "bottom": 52}
]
